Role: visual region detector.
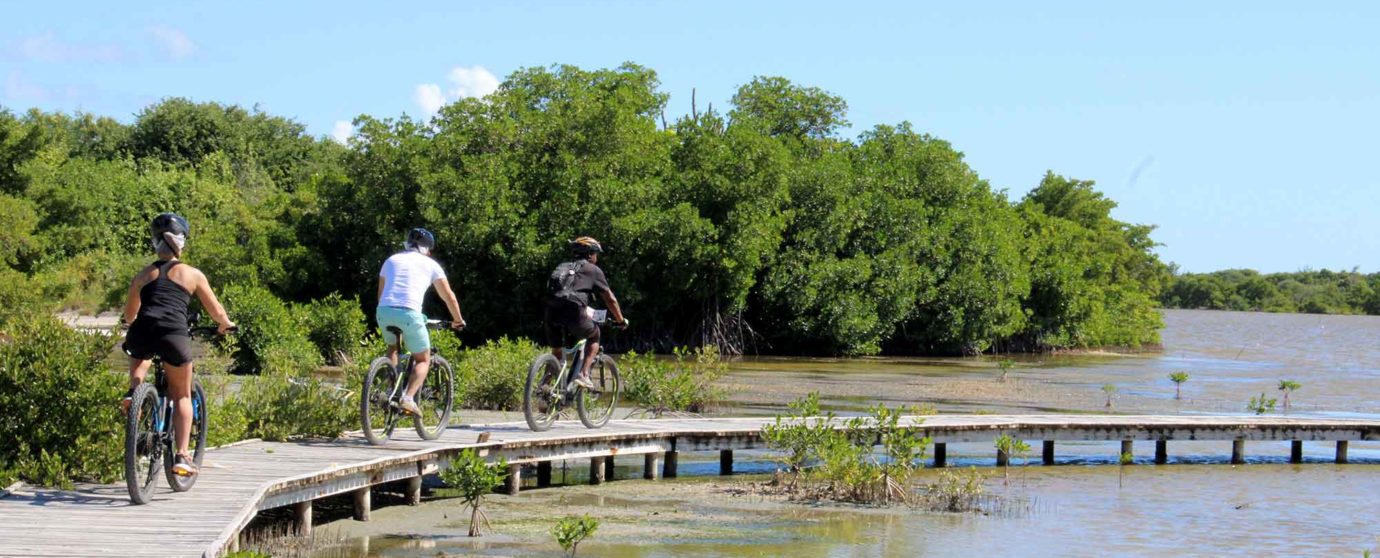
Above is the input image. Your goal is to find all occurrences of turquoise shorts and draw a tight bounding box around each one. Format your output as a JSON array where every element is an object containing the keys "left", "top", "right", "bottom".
[{"left": 376, "top": 306, "right": 430, "bottom": 353}]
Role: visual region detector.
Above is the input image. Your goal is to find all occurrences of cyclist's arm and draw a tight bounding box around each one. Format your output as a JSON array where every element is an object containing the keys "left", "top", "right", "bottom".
[
  {"left": 598, "top": 288, "right": 625, "bottom": 324},
  {"left": 191, "top": 270, "right": 234, "bottom": 332},
  {"left": 377, "top": 276, "right": 386, "bottom": 305},
  {"left": 432, "top": 277, "right": 465, "bottom": 327},
  {"left": 121, "top": 273, "right": 144, "bottom": 325}
]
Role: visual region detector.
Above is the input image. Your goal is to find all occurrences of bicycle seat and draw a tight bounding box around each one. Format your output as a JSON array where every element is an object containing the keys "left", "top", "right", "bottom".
[{"left": 386, "top": 326, "right": 403, "bottom": 336}]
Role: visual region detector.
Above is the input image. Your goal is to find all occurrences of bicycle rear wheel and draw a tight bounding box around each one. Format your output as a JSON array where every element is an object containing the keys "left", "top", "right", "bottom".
[
  {"left": 414, "top": 354, "right": 454, "bottom": 440},
  {"left": 166, "top": 381, "right": 208, "bottom": 492},
  {"left": 361, "top": 357, "right": 401, "bottom": 445},
  {"left": 523, "top": 354, "right": 562, "bottom": 432},
  {"left": 577, "top": 354, "right": 621, "bottom": 429},
  {"left": 125, "top": 383, "right": 162, "bottom": 505}
]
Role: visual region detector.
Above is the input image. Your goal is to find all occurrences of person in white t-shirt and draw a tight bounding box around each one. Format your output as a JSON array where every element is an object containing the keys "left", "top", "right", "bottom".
[{"left": 376, "top": 227, "right": 466, "bottom": 416}]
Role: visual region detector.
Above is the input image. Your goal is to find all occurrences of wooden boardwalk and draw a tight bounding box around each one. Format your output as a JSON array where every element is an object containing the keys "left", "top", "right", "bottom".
[{"left": 0, "top": 414, "right": 1376, "bottom": 557}]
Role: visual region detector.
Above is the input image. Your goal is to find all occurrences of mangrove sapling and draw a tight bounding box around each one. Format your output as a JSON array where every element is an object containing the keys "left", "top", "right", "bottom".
[
  {"left": 1247, "top": 393, "right": 1277, "bottom": 415},
  {"left": 993, "top": 434, "right": 1030, "bottom": 485},
  {"left": 997, "top": 358, "right": 1014, "bottom": 383},
  {"left": 761, "top": 392, "right": 836, "bottom": 491},
  {"left": 1169, "top": 371, "right": 1190, "bottom": 400},
  {"left": 1117, "top": 451, "right": 1133, "bottom": 489},
  {"left": 1277, "top": 380, "right": 1301, "bottom": 410},
  {"left": 1102, "top": 384, "right": 1118, "bottom": 409},
  {"left": 869, "top": 404, "right": 931, "bottom": 503},
  {"left": 439, "top": 449, "right": 507, "bottom": 537},
  {"left": 926, "top": 467, "right": 986, "bottom": 513},
  {"left": 552, "top": 514, "right": 599, "bottom": 557}
]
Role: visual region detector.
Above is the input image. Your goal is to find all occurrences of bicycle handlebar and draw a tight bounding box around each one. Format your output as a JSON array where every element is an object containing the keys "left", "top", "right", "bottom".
[
  {"left": 188, "top": 325, "right": 238, "bottom": 338},
  {"left": 425, "top": 319, "right": 465, "bottom": 331}
]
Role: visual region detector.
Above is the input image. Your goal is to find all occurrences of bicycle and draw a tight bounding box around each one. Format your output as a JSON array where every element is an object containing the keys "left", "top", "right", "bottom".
[
  {"left": 124, "top": 324, "right": 235, "bottom": 505},
  {"left": 360, "top": 319, "right": 458, "bottom": 445},
  {"left": 523, "top": 309, "right": 623, "bottom": 432}
]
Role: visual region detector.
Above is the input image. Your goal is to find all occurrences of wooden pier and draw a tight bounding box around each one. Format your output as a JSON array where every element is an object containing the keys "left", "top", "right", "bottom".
[{"left": 0, "top": 414, "right": 1375, "bottom": 557}]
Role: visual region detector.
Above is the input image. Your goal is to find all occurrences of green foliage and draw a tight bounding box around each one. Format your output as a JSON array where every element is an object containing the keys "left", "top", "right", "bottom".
[
  {"left": 1169, "top": 371, "right": 1190, "bottom": 400},
  {"left": 0, "top": 315, "right": 123, "bottom": 487},
  {"left": 298, "top": 293, "right": 367, "bottom": 366},
  {"left": 552, "top": 514, "right": 600, "bottom": 557},
  {"left": 1277, "top": 379, "right": 1301, "bottom": 409},
  {"left": 440, "top": 448, "right": 507, "bottom": 537},
  {"left": 220, "top": 284, "right": 321, "bottom": 374},
  {"left": 1102, "top": 384, "right": 1118, "bottom": 408},
  {"left": 1247, "top": 392, "right": 1278, "bottom": 415},
  {"left": 225, "top": 370, "right": 353, "bottom": 441},
  {"left": 621, "top": 345, "right": 725, "bottom": 416},
  {"left": 761, "top": 392, "right": 835, "bottom": 487},
  {"left": 926, "top": 467, "right": 986, "bottom": 513},
  {"left": 1162, "top": 268, "right": 1380, "bottom": 315},
  {"left": 453, "top": 336, "right": 542, "bottom": 411},
  {"left": 997, "top": 359, "right": 1014, "bottom": 383}
]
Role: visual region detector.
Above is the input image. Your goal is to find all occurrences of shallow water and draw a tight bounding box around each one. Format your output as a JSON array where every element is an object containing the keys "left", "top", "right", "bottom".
[{"left": 313, "top": 310, "right": 1380, "bottom": 557}]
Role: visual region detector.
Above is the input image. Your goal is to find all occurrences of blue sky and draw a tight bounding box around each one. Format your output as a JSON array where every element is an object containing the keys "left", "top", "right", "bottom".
[{"left": 3, "top": 1, "right": 1377, "bottom": 273}]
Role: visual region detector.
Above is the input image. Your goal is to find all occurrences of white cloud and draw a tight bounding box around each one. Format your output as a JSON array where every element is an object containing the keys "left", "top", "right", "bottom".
[
  {"left": 414, "top": 83, "right": 446, "bottom": 115},
  {"left": 330, "top": 120, "right": 354, "bottom": 144},
  {"left": 4, "top": 71, "right": 47, "bottom": 102},
  {"left": 447, "top": 66, "right": 499, "bottom": 99},
  {"left": 149, "top": 26, "right": 196, "bottom": 60},
  {"left": 11, "top": 32, "right": 121, "bottom": 63},
  {"left": 413, "top": 65, "right": 500, "bottom": 116}
]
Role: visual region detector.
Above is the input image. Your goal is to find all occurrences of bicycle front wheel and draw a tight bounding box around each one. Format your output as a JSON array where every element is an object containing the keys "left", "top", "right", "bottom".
[
  {"left": 166, "top": 381, "right": 208, "bottom": 492},
  {"left": 414, "top": 354, "right": 454, "bottom": 440},
  {"left": 125, "top": 383, "right": 162, "bottom": 505},
  {"left": 523, "top": 354, "right": 562, "bottom": 432},
  {"left": 361, "top": 357, "right": 400, "bottom": 445},
  {"left": 577, "top": 354, "right": 621, "bottom": 429}
]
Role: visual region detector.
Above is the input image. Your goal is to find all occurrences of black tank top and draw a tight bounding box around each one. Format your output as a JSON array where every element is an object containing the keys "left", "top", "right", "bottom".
[{"left": 136, "top": 261, "right": 192, "bottom": 331}]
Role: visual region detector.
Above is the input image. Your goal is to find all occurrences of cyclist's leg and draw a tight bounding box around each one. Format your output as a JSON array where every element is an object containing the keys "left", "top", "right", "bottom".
[
  {"left": 543, "top": 307, "right": 565, "bottom": 361},
  {"left": 376, "top": 308, "right": 404, "bottom": 368},
  {"left": 126, "top": 357, "right": 152, "bottom": 392},
  {"left": 578, "top": 326, "right": 601, "bottom": 381},
  {"left": 404, "top": 349, "right": 430, "bottom": 399},
  {"left": 399, "top": 310, "right": 432, "bottom": 399},
  {"left": 160, "top": 334, "right": 196, "bottom": 457}
]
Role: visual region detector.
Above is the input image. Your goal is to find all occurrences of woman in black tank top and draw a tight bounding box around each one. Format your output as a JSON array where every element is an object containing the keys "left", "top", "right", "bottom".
[{"left": 121, "top": 213, "right": 235, "bottom": 477}]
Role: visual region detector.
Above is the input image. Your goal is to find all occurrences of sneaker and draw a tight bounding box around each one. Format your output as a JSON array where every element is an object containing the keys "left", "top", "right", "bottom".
[
  {"left": 172, "top": 453, "right": 198, "bottom": 477},
  {"left": 399, "top": 397, "right": 422, "bottom": 416},
  {"left": 571, "top": 374, "right": 596, "bottom": 390}
]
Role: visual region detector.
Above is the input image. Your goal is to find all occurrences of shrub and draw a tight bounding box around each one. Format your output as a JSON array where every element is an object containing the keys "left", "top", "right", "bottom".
[
  {"left": 0, "top": 315, "right": 123, "bottom": 487},
  {"left": 552, "top": 515, "right": 599, "bottom": 557},
  {"left": 926, "top": 467, "right": 986, "bottom": 512},
  {"left": 225, "top": 370, "right": 354, "bottom": 441},
  {"left": 1247, "top": 392, "right": 1277, "bottom": 415},
  {"left": 298, "top": 293, "right": 367, "bottom": 366},
  {"left": 439, "top": 448, "right": 507, "bottom": 537},
  {"left": 454, "top": 336, "right": 542, "bottom": 411},
  {"left": 761, "top": 392, "right": 835, "bottom": 488},
  {"left": 621, "top": 345, "right": 726, "bottom": 417},
  {"left": 220, "top": 284, "right": 321, "bottom": 374}
]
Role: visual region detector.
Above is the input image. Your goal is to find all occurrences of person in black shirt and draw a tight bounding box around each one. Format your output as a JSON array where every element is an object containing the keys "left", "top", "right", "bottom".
[
  {"left": 544, "top": 237, "right": 627, "bottom": 388},
  {"left": 121, "top": 213, "right": 235, "bottom": 477}
]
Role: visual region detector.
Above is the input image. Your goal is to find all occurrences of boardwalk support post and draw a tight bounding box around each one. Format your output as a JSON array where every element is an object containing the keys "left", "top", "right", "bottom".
[
  {"left": 590, "top": 457, "right": 606, "bottom": 484},
  {"left": 294, "top": 500, "right": 313, "bottom": 537},
  {"left": 664, "top": 451, "right": 679, "bottom": 478},
  {"left": 1231, "top": 440, "right": 1245, "bottom": 464},
  {"left": 1042, "top": 440, "right": 1055, "bottom": 465},
  {"left": 645, "top": 453, "right": 662, "bottom": 480},
  {"left": 537, "top": 461, "right": 553, "bottom": 487},
  {"left": 720, "top": 450, "right": 733, "bottom": 475},
  {"left": 605, "top": 455, "right": 616, "bottom": 480},
  {"left": 506, "top": 463, "right": 522, "bottom": 495},
  {"left": 406, "top": 476, "right": 422, "bottom": 506},
  {"left": 1336, "top": 441, "right": 1348, "bottom": 464},
  {"left": 1290, "top": 440, "right": 1304, "bottom": 464},
  {"left": 1155, "top": 440, "right": 1168, "bottom": 464},
  {"left": 1121, "top": 440, "right": 1134, "bottom": 462},
  {"left": 933, "top": 443, "right": 947, "bottom": 468},
  {"left": 996, "top": 448, "right": 1009, "bottom": 467},
  {"left": 352, "top": 487, "right": 370, "bottom": 522}
]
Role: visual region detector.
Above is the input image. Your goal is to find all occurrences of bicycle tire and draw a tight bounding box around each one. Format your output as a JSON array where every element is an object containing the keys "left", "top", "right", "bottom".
[
  {"left": 577, "top": 354, "right": 621, "bottom": 429},
  {"left": 166, "top": 381, "right": 208, "bottom": 492},
  {"left": 361, "top": 356, "right": 400, "bottom": 445},
  {"left": 124, "top": 383, "right": 162, "bottom": 505},
  {"left": 523, "top": 353, "right": 562, "bottom": 432},
  {"left": 414, "top": 354, "right": 454, "bottom": 440}
]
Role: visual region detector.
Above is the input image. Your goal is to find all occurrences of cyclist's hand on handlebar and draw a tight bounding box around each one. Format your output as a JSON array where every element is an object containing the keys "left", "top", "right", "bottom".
[
  {"left": 613, "top": 317, "right": 630, "bottom": 330},
  {"left": 217, "top": 322, "right": 238, "bottom": 335},
  {"left": 451, "top": 319, "right": 466, "bottom": 331}
]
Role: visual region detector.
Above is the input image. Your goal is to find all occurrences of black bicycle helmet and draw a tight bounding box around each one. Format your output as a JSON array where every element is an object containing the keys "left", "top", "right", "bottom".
[
  {"left": 151, "top": 212, "right": 190, "bottom": 239},
  {"left": 570, "top": 236, "right": 603, "bottom": 256},
  {"left": 405, "top": 227, "right": 436, "bottom": 252}
]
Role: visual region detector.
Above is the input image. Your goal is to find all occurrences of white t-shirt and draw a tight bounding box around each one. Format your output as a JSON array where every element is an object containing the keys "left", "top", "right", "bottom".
[{"left": 378, "top": 251, "right": 447, "bottom": 311}]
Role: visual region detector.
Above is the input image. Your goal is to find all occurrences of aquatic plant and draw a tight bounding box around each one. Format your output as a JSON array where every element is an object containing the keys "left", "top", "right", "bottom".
[
  {"left": 761, "top": 392, "right": 836, "bottom": 489},
  {"left": 997, "top": 358, "right": 1014, "bottom": 383},
  {"left": 1118, "top": 451, "right": 1133, "bottom": 489},
  {"left": 994, "top": 434, "right": 1031, "bottom": 483},
  {"left": 926, "top": 466, "right": 986, "bottom": 512},
  {"left": 621, "top": 345, "right": 726, "bottom": 417},
  {"left": 1246, "top": 392, "right": 1277, "bottom": 415},
  {"left": 1277, "top": 379, "right": 1301, "bottom": 409},
  {"left": 1168, "top": 371, "right": 1190, "bottom": 400},
  {"left": 1102, "top": 384, "right": 1118, "bottom": 408},
  {"left": 552, "top": 514, "right": 599, "bottom": 557},
  {"left": 440, "top": 449, "right": 507, "bottom": 537}
]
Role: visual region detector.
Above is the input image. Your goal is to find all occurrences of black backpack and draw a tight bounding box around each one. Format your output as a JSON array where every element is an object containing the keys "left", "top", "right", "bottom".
[{"left": 547, "top": 260, "right": 587, "bottom": 308}]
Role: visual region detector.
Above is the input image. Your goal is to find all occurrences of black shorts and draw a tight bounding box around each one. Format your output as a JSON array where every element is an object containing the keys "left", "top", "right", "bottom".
[
  {"left": 123, "top": 320, "right": 193, "bottom": 366},
  {"left": 543, "top": 304, "right": 598, "bottom": 348}
]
